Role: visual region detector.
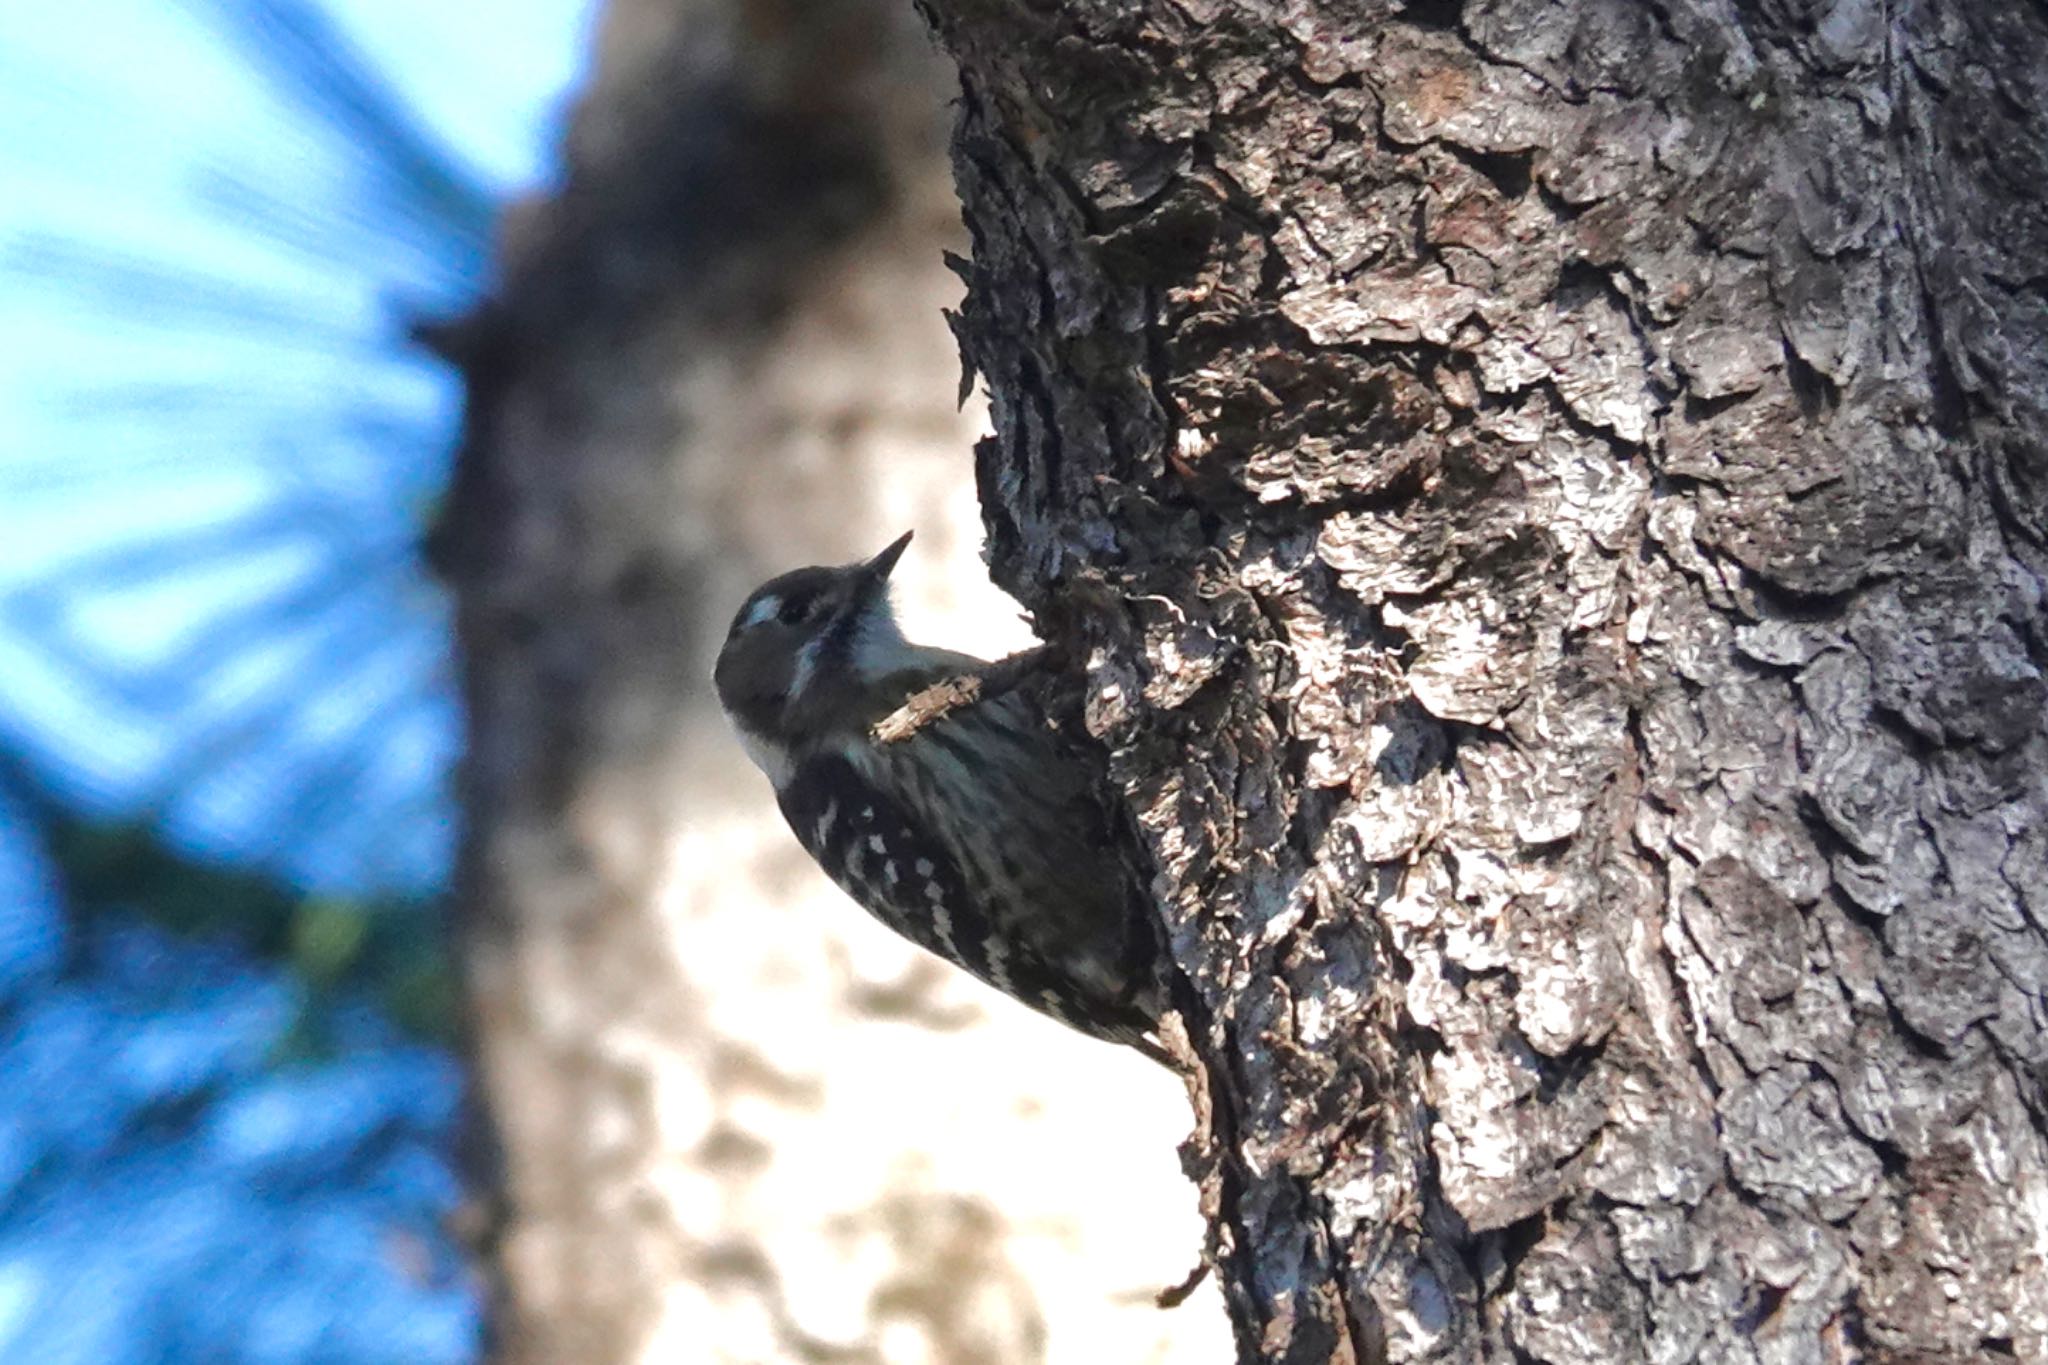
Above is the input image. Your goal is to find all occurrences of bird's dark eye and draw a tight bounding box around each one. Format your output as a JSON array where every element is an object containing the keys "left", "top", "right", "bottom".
[{"left": 777, "top": 591, "right": 817, "bottom": 625}]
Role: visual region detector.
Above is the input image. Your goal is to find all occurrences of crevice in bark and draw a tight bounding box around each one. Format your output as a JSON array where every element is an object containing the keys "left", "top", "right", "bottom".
[
  {"left": 1779, "top": 337, "right": 1841, "bottom": 418},
  {"left": 1397, "top": 0, "right": 1467, "bottom": 34}
]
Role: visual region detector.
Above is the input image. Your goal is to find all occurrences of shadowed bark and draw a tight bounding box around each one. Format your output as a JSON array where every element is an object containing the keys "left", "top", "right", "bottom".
[{"left": 915, "top": 1, "right": 2048, "bottom": 1361}]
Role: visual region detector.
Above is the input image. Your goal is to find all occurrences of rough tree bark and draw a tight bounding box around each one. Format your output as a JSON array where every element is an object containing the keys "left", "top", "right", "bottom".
[
  {"left": 917, "top": 1, "right": 2048, "bottom": 1361},
  {"left": 440, "top": 1, "right": 1219, "bottom": 1361}
]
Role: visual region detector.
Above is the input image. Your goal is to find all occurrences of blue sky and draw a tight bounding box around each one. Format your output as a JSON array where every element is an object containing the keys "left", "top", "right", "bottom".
[
  {"left": 0, "top": 6, "right": 600, "bottom": 1360},
  {"left": 0, "top": 0, "right": 597, "bottom": 894}
]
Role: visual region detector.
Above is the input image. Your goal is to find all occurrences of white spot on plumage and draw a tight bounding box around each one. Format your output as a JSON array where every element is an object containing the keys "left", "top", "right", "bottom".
[
  {"left": 914, "top": 858, "right": 935, "bottom": 877},
  {"left": 985, "top": 939, "right": 1013, "bottom": 993},
  {"left": 867, "top": 834, "right": 886, "bottom": 853}
]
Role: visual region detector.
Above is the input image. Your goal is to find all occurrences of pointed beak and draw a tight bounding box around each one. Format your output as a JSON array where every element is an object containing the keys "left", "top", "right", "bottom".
[{"left": 860, "top": 530, "right": 913, "bottom": 585}]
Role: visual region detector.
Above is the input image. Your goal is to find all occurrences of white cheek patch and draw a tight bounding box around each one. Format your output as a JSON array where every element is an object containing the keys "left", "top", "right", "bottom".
[
  {"left": 740, "top": 594, "right": 783, "bottom": 629},
  {"left": 789, "top": 634, "right": 822, "bottom": 702}
]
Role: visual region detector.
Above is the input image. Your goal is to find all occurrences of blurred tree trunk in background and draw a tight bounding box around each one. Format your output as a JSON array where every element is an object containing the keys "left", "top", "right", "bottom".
[
  {"left": 440, "top": 1, "right": 1218, "bottom": 1362},
  {"left": 917, "top": 2, "right": 2048, "bottom": 1362}
]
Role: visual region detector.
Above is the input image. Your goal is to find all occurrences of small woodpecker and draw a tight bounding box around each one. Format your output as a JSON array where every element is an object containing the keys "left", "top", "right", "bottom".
[{"left": 713, "top": 532, "right": 1168, "bottom": 1062}]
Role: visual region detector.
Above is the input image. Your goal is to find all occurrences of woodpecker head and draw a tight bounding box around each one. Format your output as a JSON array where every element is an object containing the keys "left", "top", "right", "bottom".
[{"left": 714, "top": 531, "right": 916, "bottom": 773}]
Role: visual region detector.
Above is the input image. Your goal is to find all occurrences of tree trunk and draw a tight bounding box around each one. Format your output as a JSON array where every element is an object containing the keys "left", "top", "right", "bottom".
[
  {"left": 918, "top": 1, "right": 2048, "bottom": 1361},
  {"left": 442, "top": 1, "right": 1222, "bottom": 1361}
]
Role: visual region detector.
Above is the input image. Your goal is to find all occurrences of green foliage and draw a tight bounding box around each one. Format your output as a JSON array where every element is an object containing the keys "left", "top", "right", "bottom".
[
  {"left": 39, "top": 808, "right": 458, "bottom": 1045},
  {"left": 46, "top": 818, "right": 303, "bottom": 952},
  {"left": 292, "top": 899, "right": 371, "bottom": 988}
]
